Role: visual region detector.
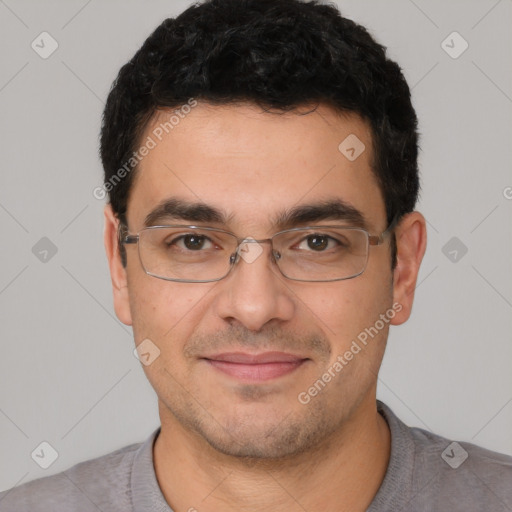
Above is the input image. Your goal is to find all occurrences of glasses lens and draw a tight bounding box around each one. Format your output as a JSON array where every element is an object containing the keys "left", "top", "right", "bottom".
[
  {"left": 138, "top": 227, "right": 237, "bottom": 282},
  {"left": 273, "top": 227, "right": 369, "bottom": 281}
]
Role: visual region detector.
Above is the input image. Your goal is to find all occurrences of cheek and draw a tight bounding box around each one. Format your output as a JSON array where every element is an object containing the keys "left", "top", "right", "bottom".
[
  {"left": 307, "top": 273, "right": 393, "bottom": 349},
  {"left": 127, "top": 272, "right": 209, "bottom": 344},
  {"left": 305, "top": 281, "right": 374, "bottom": 333}
]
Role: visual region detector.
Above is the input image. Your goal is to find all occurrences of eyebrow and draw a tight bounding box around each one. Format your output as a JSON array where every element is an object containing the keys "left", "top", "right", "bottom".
[
  {"left": 144, "top": 198, "right": 228, "bottom": 227},
  {"left": 143, "top": 197, "right": 369, "bottom": 231},
  {"left": 272, "top": 199, "right": 369, "bottom": 231}
]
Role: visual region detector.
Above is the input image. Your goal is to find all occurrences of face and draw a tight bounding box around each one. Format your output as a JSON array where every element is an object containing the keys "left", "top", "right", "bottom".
[{"left": 104, "top": 102, "right": 424, "bottom": 460}]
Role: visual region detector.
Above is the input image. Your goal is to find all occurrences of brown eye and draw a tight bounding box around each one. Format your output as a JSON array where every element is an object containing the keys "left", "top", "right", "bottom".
[
  {"left": 167, "top": 234, "right": 214, "bottom": 251},
  {"left": 306, "top": 235, "right": 329, "bottom": 251},
  {"left": 183, "top": 234, "right": 207, "bottom": 250}
]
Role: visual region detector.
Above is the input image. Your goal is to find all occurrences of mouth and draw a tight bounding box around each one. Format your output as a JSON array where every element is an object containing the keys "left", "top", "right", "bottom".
[{"left": 202, "top": 351, "right": 310, "bottom": 382}]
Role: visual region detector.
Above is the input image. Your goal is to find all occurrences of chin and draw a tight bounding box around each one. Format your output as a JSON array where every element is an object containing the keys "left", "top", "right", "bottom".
[{"left": 194, "top": 408, "right": 336, "bottom": 462}]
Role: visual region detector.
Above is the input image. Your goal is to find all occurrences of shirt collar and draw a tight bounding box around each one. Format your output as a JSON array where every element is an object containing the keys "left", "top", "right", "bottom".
[{"left": 131, "top": 426, "right": 174, "bottom": 512}]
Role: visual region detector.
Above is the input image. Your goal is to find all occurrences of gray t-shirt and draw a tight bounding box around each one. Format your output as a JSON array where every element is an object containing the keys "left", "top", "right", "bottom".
[{"left": 1, "top": 401, "right": 511, "bottom": 511}]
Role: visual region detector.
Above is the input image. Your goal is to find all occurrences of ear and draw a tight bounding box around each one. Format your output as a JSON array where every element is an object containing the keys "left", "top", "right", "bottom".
[
  {"left": 104, "top": 204, "right": 133, "bottom": 326},
  {"left": 390, "top": 211, "right": 427, "bottom": 325}
]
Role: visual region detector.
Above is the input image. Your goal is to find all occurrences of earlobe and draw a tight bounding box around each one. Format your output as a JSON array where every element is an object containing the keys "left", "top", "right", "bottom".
[
  {"left": 390, "top": 211, "right": 427, "bottom": 326},
  {"left": 103, "top": 204, "right": 133, "bottom": 326}
]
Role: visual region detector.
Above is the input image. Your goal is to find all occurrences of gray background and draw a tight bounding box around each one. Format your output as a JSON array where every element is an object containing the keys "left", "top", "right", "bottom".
[{"left": 1, "top": 0, "right": 511, "bottom": 491}]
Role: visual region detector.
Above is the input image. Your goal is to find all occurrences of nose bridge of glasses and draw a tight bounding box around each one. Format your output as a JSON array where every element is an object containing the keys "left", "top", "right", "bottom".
[
  {"left": 236, "top": 237, "right": 273, "bottom": 249},
  {"left": 234, "top": 236, "right": 279, "bottom": 265}
]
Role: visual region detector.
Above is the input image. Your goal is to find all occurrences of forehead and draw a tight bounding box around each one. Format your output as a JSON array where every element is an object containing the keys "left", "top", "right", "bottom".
[{"left": 127, "top": 102, "right": 386, "bottom": 232}]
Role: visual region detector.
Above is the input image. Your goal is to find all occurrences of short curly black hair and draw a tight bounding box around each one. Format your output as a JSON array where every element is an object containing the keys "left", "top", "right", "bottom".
[{"left": 100, "top": 0, "right": 420, "bottom": 267}]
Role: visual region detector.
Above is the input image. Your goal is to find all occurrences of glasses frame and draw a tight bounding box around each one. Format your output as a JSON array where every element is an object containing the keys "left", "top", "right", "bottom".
[{"left": 119, "top": 215, "right": 399, "bottom": 283}]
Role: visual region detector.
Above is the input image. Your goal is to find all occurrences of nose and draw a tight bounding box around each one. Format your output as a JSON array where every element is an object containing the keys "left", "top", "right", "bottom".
[{"left": 212, "top": 240, "right": 296, "bottom": 331}]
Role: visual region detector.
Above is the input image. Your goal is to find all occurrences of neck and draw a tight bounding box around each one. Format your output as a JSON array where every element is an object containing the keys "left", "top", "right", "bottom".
[{"left": 153, "top": 397, "right": 391, "bottom": 512}]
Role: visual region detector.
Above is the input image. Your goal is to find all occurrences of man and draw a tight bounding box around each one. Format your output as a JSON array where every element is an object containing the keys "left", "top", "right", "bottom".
[{"left": 1, "top": 0, "right": 511, "bottom": 510}]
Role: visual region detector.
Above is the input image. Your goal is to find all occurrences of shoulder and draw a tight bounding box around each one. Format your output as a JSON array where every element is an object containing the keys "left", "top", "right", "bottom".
[
  {"left": 380, "top": 401, "right": 512, "bottom": 511},
  {"left": 411, "top": 429, "right": 512, "bottom": 511},
  {"left": 0, "top": 440, "right": 142, "bottom": 512},
  {"left": 410, "top": 425, "right": 512, "bottom": 500}
]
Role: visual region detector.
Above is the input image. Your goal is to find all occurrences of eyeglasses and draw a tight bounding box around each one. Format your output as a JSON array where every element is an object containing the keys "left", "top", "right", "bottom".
[{"left": 119, "top": 217, "right": 398, "bottom": 283}]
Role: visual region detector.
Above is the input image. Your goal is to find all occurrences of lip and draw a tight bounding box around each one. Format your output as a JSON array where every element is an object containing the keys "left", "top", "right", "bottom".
[{"left": 202, "top": 351, "right": 309, "bottom": 382}]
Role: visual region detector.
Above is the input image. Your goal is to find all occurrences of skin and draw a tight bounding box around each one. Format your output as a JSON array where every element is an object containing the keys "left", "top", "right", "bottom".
[{"left": 104, "top": 102, "right": 427, "bottom": 512}]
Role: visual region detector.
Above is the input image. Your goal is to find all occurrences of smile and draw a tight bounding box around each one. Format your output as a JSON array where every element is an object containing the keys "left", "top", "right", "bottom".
[{"left": 202, "top": 352, "right": 309, "bottom": 382}]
